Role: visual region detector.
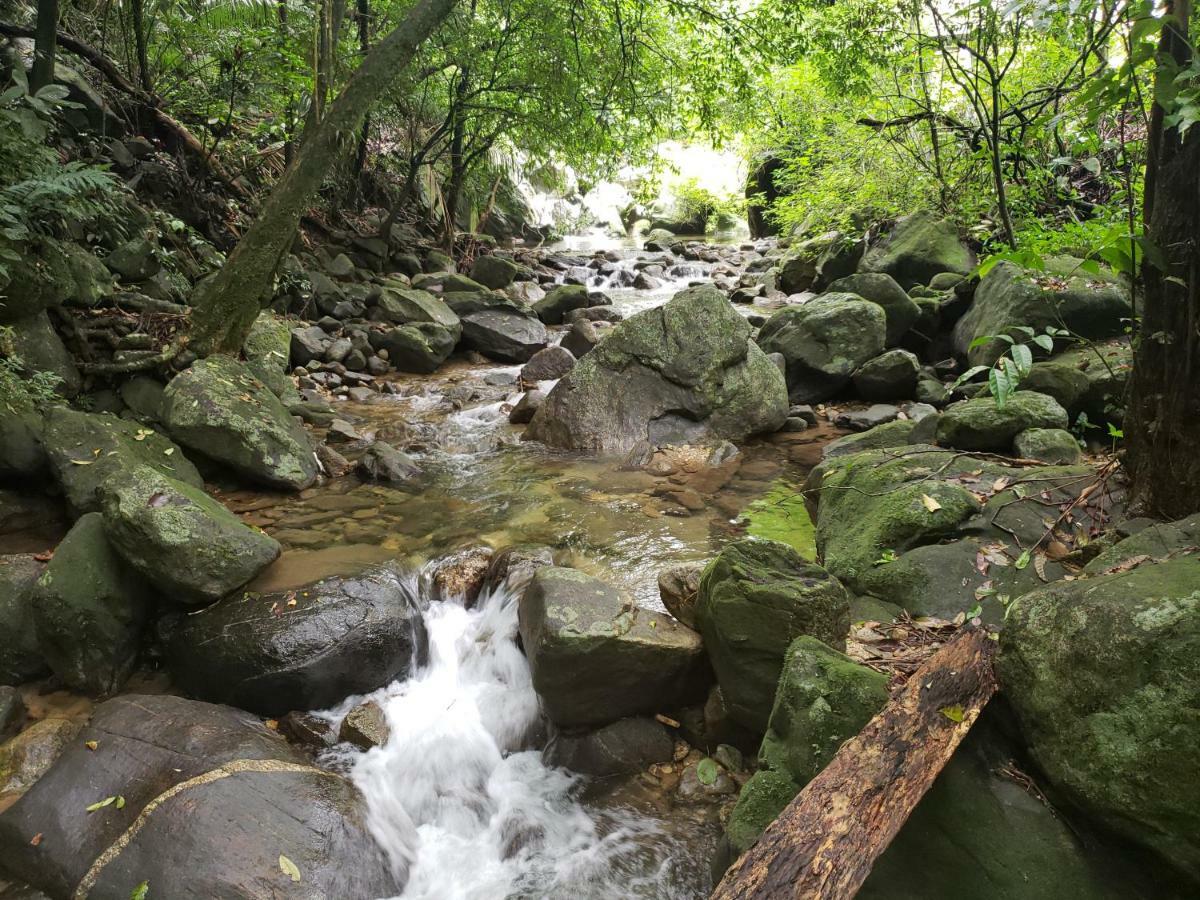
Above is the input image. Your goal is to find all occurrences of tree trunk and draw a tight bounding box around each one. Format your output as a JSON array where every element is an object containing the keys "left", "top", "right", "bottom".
[
  {"left": 442, "top": 69, "right": 469, "bottom": 250},
  {"left": 347, "top": 0, "right": 371, "bottom": 207},
  {"left": 711, "top": 628, "right": 998, "bottom": 900},
  {"left": 1125, "top": 1, "right": 1200, "bottom": 518},
  {"left": 130, "top": 0, "right": 152, "bottom": 92},
  {"left": 31, "top": 0, "right": 58, "bottom": 91},
  {"left": 189, "top": 0, "right": 458, "bottom": 356}
]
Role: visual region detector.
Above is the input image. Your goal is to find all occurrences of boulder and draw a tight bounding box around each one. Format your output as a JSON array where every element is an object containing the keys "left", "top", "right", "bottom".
[
  {"left": 695, "top": 540, "right": 851, "bottom": 732},
  {"left": 560, "top": 319, "right": 601, "bottom": 358},
  {"left": 954, "top": 260, "right": 1130, "bottom": 366},
  {"left": 533, "top": 284, "right": 590, "bottom": 324},
  {"left": 520, "top": 345, "right": 575, "bottom": 382},
  {"left": 777, "top": 232, "right": 844, "bottom": 294},
  {"left": 518, "top": 567, "right": 705, "bottom": 728},
  {"left": 339, "top": 700, "right": 390, "bottom": 750},
  {"left": 525, "top": 285, "right": 788, "bottom": 454},
  {"left": 370, "top": 322, "right": 458, "bottom": 373},
  {"left": 857, "top": 211, "right": 975, "bottom": 289},
  {"left": 643, "top": 228, "right": 677, "bottom": 251},
  {"left": 484, "top": 544, "right": 555, "bottom": 594},
  {"left": 117, "top": 375, "right": 166, "bottom": 423},
  {"left": 33, "top": 513, "right": 150, "bottom": 696},
  {"left": 165, "top": 565, "right": 428, "bottom": 715},
  {"left": 1013, "top": 427, "right": 1081, "bottom": 464},
  {"left": 936, "top": 391, "right": 1069, "bottom": 451},
  {"left": 161, "top": 356, "right": 318, "bottom": 490},
  {"left": 356, "top": 441, "right": 422, "bottom": 487},
  {"left": 0, "top": 556, "right": 48, "bottom": 685},
  {"left": 460, "top": 310, "right": 548, "bottom": 363},
  {"left": 853, "top": 349, "right": 920, "bottom": 401},
  {"left": 822, "top": 420, "right": 915, "bottom": 459},
  {"left": 1000, "top": 556, "right": 1200, "bottom": 881},
  {"left": 470, "top": 254, "right": 519, "bottom": 289},
  {"left": 757, "top": 294, "right": 886, "bottom": 402},
  {"left": 1022, "top": 341, "right": 1131, "bottom": 422},
  {"left": 0, "top": 411, "right": 49, "bottom": 483},
  {"left": 290, "top": 324, "right": 331, "bottom": 367},
  {"left": 544, "top": 717, "right": 673, "bottom": 776},
  {"left": 1083, "top": 512, "right": 1200, "bottom": 575},
  {"left": 105, "top": 237, "right": 160, "bottom": 281},
  {"left": 658, "top": 562, "right": 704, "bottom": 628},
  {"left": 826, "top": 273, "right": 921, "bottom": 345},
  {"left": 508, "top": 389, "right": 545, "bottom": 424},
  {"left": 0, "top": 716, "right": 83, "bottom": 799},
  {"left": 4, "top": 312, "right": 81, "bottom": 397},
  {"left": 242, "top": 311, "right": 292, "bottom": 373},
  {"left": 41, "top": 407, "right": 202, "bottom": 517},
  {"left": 374, "top": 287, "right": 461, "bottom": 331},
  {"left": 0, "top": 695, "right": 400, "bottom": 899},
  {"left": 98, "top": 465, "right": 280, "bottom": 605}
]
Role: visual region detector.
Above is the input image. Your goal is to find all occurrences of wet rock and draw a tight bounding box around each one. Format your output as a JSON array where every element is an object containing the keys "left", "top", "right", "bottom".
[
  {"left": 0, "top": 411, "right": 49, "bottom": 484},
  {"left": 936, "top": 391, "right": 1069, "bottom": 451},
  {"left": 676, "top": 758, "right": 738, "bottom": 803},
  {"left": 339, "top": 700, "right": 390, "bottom": 749},
  {"left": 165, "top": 565, "right": 428, "bottom": 715},
  {"left": 356, "top": 441, "right": 422, "bottom": 487},
  {"left": 954, "top": 259, "right": 1129, "bottom": 366},
  {"left": 460, "top": 310, "right": 549, "bottom": 363},
  {"left": 429, "top": 546, "right": 493, "bottom": 604},
  {"left": 520, "top": 345, "right": 575, "bottom": 382},
  {"left": 0, "top": 716, "right": 83, "bottom": 798},
  {"left": 826, "top": 273, "right": 921, "bottom": 346},
  {"left": 999, "top": 555, "right": 1200, "bottom": 881},
  {"left": 3, "top": 312, "right": 81, "bottom": 398},
  {"left": 290, "top": 325, "right": 331, "bottom": 366},
  {"left": 315, "top": 442, "right": 353, "bottom": 477},
  {"left": 564, "top": 306, "right": 623, "bottom": 325},
  {"left": 484, "top": 544, "right": 555, "bottom": 594},
  {"left": 834, "top": 404, "right": 901, "bottom": 431},
  {"left": 757, "top": 293, "right": 887, "bottom": 403},
  {"left": 508, "top": 389, "right": 545, "bottom": 424},
  {"left": 545, "top": 717, "right": 673, "bottom": 776},
  {"left": 371, "top": 322, "right": 458, "bottom": 374},
  {"left": 41, "top": 407, "right": 202, "bottom": 517},
  {"left": 525, "top": 285, "right": 788, "bottom": 455},
  {"left": 0, "top": 556, "right": 48, "bottom": 685},
  {"left": 161, "top": 356, "right": 318, "bottom": 490},
  {"left": 33, "top": 513, "right": 151, "bottom": 696},
  {"left": 560, "top": 319, "right": 601, "bottom": 358},
  {"left": 643, "top": 228, "right": 677, "bottom": 252},
  {"left": 533, "top": 284, "right": 590, "bottom": 324},
  {"left": 853, "top": 349, "right": 920, "bottom": 401},
  {"left": 1013, "top": 427, "right": 1082, "bottom": 464},
  {"left": 98, "top": 465, "right": 280, "bottom": 605},
  {"left": 658, "top": 563, "right": 704, "bottom": 628},
  {"left": 519, "top": 567, "right": 706, "bottom": 728},
  {"left": 470, "top": 254, "right": 519, "bottom": 289},
  {"left": 0, "top": 695, "right": 400, "bottom": 899},
  {"left": 696, "top": 540, "right": 851, "bottom": 732},
  {"left": 857, "top": 211, "right": 975, "bottom": 290},
  {"left": 278, "top": 710, "right": 337, "bottom": 749}
]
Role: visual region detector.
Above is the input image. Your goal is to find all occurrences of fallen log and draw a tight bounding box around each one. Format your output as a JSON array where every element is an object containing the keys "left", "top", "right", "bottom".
[{"left": 712, "top": 627, "right": 997, "bottom": 900}]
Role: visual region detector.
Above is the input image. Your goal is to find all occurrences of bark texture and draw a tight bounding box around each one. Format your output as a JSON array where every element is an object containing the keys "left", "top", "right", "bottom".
[{"left": 711, "top": 628, "right": 997, "bottom": 900}]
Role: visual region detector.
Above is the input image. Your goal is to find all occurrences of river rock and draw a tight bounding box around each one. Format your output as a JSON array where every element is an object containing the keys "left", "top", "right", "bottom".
[
  {"left": 0, "top": 412, "right": 49, "bottom": 483},
  {"left": 0, "top": 694, "right": 400, "bottom": 899},
  {"left": 954, "top": 259, "right": 1129, "bottom": 366},
  {"left": 821, "top": 419, "right": 915, "bottom": 459},
  {"left": 460, "top": 309, "right": 548, "bottom": 363},
  {"left": 532, "top": 284, "right": 590, "bottom": 324},
  {"left": 853, "top": 349, "right": 920, "bottom": 401},
  {"left": 696, "top": 540, "right": 851, "bottom": 732},
  {"left": 1012, "top": 427, "right": 1081, "bottom": 464},
  {"left": 429, "top": 547, "right": 493, "bottom": 605},
  {"left": 484, "top": 544, "right": 555, "bottom": 594},
  {"left": 41, "top": 407, "right": 202, "bottom": 517},
  {"left": 518, "top": 567, "right": 706, "bottom": 728},
  {"left": 374, "top": 287, "right": 461, "bottom": 331},
  {"left": 370, "top": 322, "right": 458, "bottom": 373},
  {"left": 242, "top": 310, "right": 292, "bottom": 383},
  {"left": 32, "top": 513, "right": 150, "bottom": 696},
  {"left": 857, "top": 211, "right": 975, "bottom": 289},
  {"left": 290, "top": 324, "right": 332, "bottom": 367},
  {"left": 470, "top": 254, "right": 519, "bottom": 289},
  {"left": 0, "top": 556, "right": 48, "bottom": 685},
  {"left": 339, "top": 700, "right": 390, "bottom": 749},
  {"left": 165, "top": 565, "right": 428, "bottom": 715},
  {"left": 525, "top": 285, "right": 788, "bottom": 454},
  {"left": 999, "top": 555, "right": 1200, "bottom": 881},
  {"left": 356, "top": 441, "right": 422, "bottom": 487},
  {"left": 0, "top": 716, "right": 83, "bottom": 799},
  {"left": 560, "top": 319, "right": 601, "bottom": 358},
  {"left": 4, "top": 311, "right": 81, "bottom": 398},
  {"left": 757, "top": 293, "right": 887, "bottom": 402},
  {"left": 826, "top": 273, "right": 921, "bottom": 346},
  {"left": 520, "top": 345, "right": 575, "bottom": 382},
  {"left": 544, "top": 717, "right": 673, "bottom": 776},
  {"left": 1022, "top": 340, "right": 1131, "bottom": 422},
  {"left": 508, "top": 389, "right": 545, "bottom": 424},
  {"left": 936, "top": 391, "right": 1068, "bottom": 451},
  {"left": 161, "top": 355, "right": 318, "bottom": 490},
  {"left": 1083, "top": 512, "right": 1200, "bottom": 575},
  {"left": 658, "top": 562, "right": 703, "bottom": 628},
  {"left": 98, "top": 465, "right": 280, "bottom": 605}
]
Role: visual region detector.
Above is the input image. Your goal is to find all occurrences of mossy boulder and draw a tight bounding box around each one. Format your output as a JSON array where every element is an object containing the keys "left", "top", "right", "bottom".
[
  {"left": 726, "top": 769, "right": 801, "bottom": 855},
  {"left": 821, "top": 419, "right": 915, "bottom": 460},
  {"left": 370, "top": 322, "right": 458, "bottom": 373},
  {"left": 33, "top": 513, "right": 151, "bottom": 696},
  {"left": 936, "top": 391, "right": 1068, "bottom": 451},
  {"left": 1022, "top": 340, "right": 1131, "bottom": 422},
  {"left": 954, "top": 259, "right": 1129, "bottom": 366},
  {"left": 4, "top": 311, "right": 82, "bottom": 398},
  {"left": 757, "top": 293, "right": 886, "bottom": 403},
  {"left": 0, "top": 411, "right": 49, "bottom": 483},
  {"left": 696, "top": 540, "right": 850, "bottom": 732},
  {"left": 469, "top": 253, "right": 519, "bottom": 289},
  {"left": 532, "top": 283, "right": 590, "bottom": 324},
  {"left": 0, "top": 555, "right": 48, "bottom": 685},
  {"left": 525, "top": 285, "right": 787, "bottom": 454},
  {"left": 852, "top": 348, "right": 920, "bottom": 401},
  {"left": 241, "top": 311, "right": 292, "bottom": 372},
  {"left": 161, "top": 355, "right": 317, "bottom": 490},
  {"left": 857, "top": 211, "right": 975, "bottom": 290},
  {"left": 999, "top": 556, "right": 1200, "bottom": 881},
  {"left": 165, "top": 565, "right": 427, "bottom": 715},
  {"left": 99, "top": 465, "right": 280, "bottom": 605},
  {"left": 42, "top": 407, "right": 202, "bottom": 517},
  {"left": 1083, "top": 513, "right": 1200, "bottom": 575},
  {"left": 518, "top": 567, "right": 706, "bottom": 728},
  {"left": 373, "top": 287, "right": 461, "bottom": 331},
  {"left": 826, "top": 274, "right": 920, "bottom": 346},
  {"left": 1013, "top": 427, "right": 1081, "bottom": 464}
]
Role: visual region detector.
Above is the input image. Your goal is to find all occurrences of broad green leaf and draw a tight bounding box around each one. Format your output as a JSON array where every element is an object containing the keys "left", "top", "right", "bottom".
[
  {"left": 696, "top": 757, "right": 721, "bottom": 786},
  {"left": 1011, "top": 343, "right": 1033, "bottom": 375},
  {"left": 1032, "top": 334, "right": 1055, "bottom": 352},
  {"left": 130, "top": 882, "right": 150, "bottom": 900},
  {"left": 86, "top": 796, "right": 117, "bottom": 812},
  {"left": 939, "top": 705, "right": 965, "bottom": 724}
]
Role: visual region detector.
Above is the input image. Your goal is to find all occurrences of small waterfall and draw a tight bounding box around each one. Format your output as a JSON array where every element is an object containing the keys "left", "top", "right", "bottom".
[{"left": 349, "top": 582, "right": 703, "bottom": 900}]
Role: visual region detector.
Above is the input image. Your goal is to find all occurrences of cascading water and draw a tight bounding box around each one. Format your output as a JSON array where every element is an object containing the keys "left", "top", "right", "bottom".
[{"left": 347, "top": 578, "right": 709, "bottom": 900}]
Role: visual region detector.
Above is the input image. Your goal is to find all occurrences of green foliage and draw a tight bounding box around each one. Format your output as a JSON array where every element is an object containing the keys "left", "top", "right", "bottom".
[
  {"left": 953, "top": 325, "right": 1070, "bottom": 409},
  {"left": 0, "top": 326, "right": 64, "bottom": 413},
  {"left": 671, "top": 177, "right": 743, "bottom": 230}
]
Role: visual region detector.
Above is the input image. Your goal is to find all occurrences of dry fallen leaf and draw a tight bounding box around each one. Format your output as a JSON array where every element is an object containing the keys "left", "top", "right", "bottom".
[
  {"left": 85, "top": 740, "right": 98, "bottom": 751},
  {"left": 30, "top": 833, "right": 42, "bottom": 846},
  {"left": 279, "top": 854, "right": 301, "bottom": 883},
  {"left": 921, "top": 494, "right": 942, "bottom": 512}
]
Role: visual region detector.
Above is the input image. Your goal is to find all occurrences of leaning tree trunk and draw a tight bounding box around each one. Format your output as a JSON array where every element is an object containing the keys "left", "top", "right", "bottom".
[
  {"left": 189, "top": 0, "right": 458, "bottom": 356},
  {"left": 1125, "top": 0, "right": 1200, "bottom": 518},
  {"left": 31, "top": 0, "right": 58, "bottom": 91}
]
